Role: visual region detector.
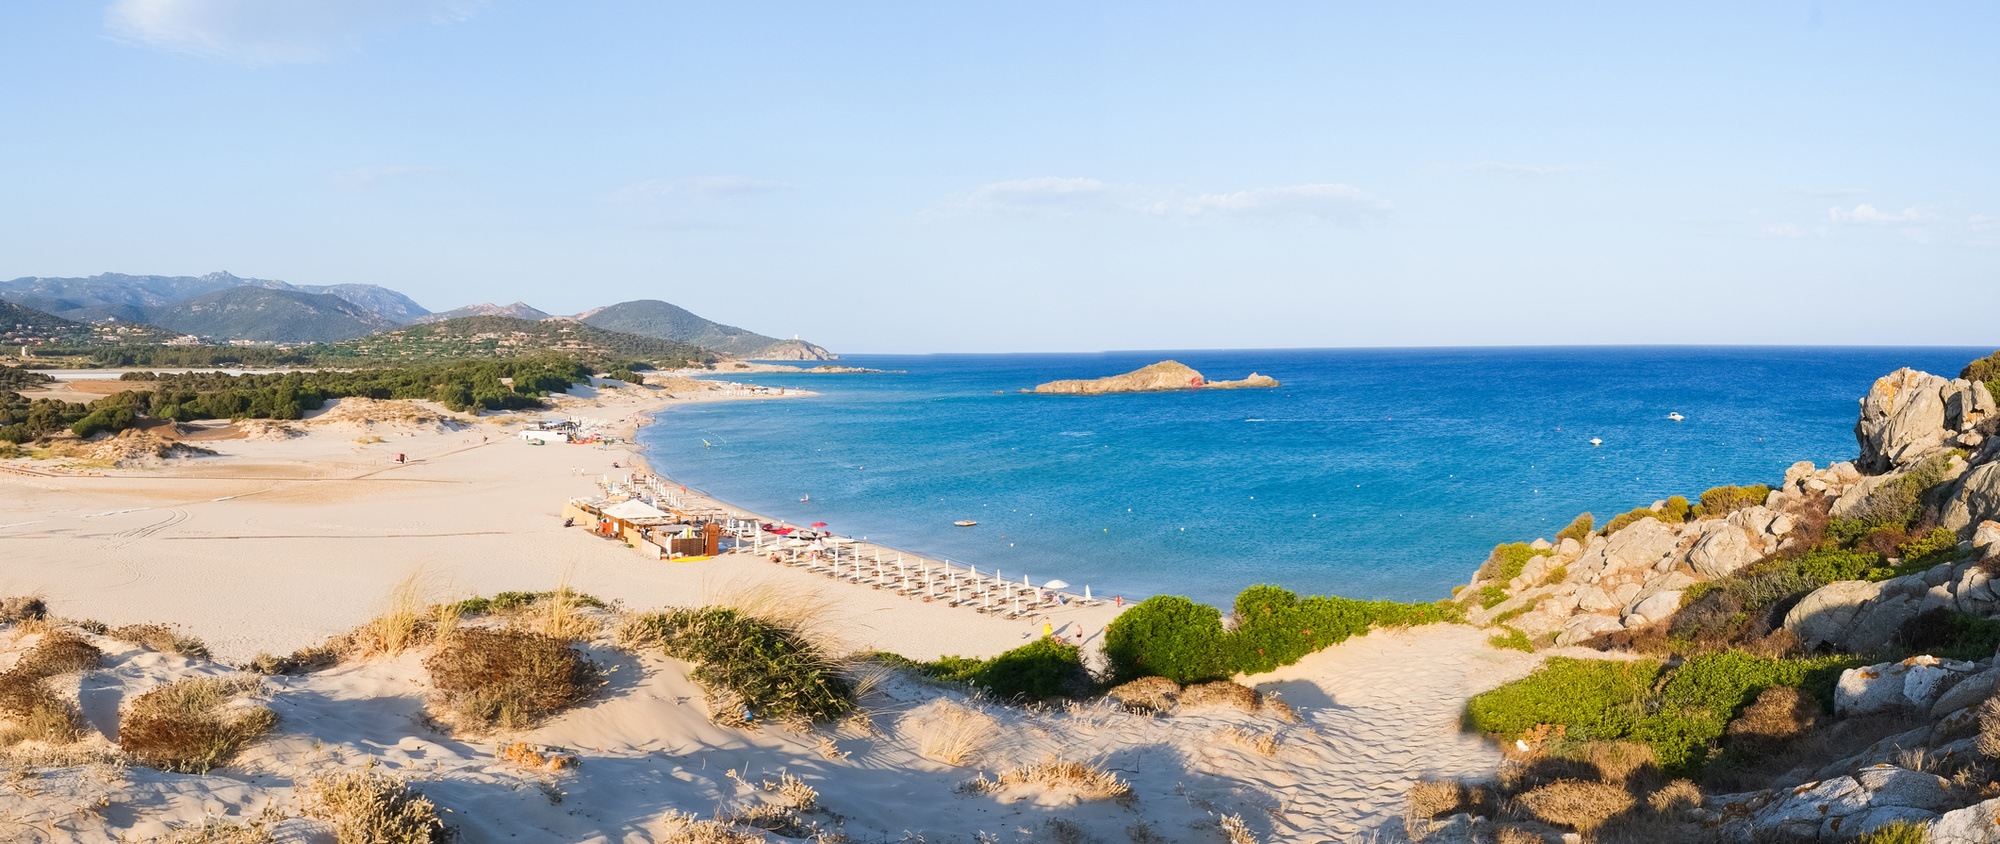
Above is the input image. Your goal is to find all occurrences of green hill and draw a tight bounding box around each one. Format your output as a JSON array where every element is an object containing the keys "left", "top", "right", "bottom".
[
  {"left": 0, "top": 271, "right": 429, "bottom": 327},
  {"left": 149, "top": 287, "right": 394, "bottom": 344},
  {"left": 577, "top": 299, "right": 834, "bottom": 359},
  {"left": 322, "top": 316, "right": 714, "bottom": 367},
  {"left": 2, "top": 297, "right": 184, "bottom": 347}
]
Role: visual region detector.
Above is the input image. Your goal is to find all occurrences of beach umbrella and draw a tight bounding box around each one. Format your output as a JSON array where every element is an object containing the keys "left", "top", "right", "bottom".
[
  {"left": 1084, "top": 585, "right": 1093, "bottom": 601},
  {"left": 1043, "top": 579, "right": 1070, "bottom": 590},
  {"left": 811, "top": 521, "right": 828, "bottom": 528}
]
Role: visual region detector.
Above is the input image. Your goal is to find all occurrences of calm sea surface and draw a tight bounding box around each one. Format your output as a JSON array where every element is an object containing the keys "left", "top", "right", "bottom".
[{"left": 637, "top": 347, "right": 1988, "bottom": 606}]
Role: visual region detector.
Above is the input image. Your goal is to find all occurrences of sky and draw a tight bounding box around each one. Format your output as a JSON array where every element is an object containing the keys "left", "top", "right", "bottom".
[{"left": 1, "top": 1, "right": 1995, "bottom": 353}]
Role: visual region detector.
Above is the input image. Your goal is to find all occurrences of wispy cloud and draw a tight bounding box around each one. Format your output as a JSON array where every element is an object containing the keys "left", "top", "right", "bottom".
[
  {"left": 105, "top": 0, "right": 486, "bottom": 65},
  {"left": 1828, "top": 203, "right": 1923, "bottom": 224},
  {"left": 1459, "top": 160, "right": 1596, "bottom": 178},
  {"left": 609, "top": 175, "right": 794, "bottom": 203},
  {"left": 949, "top": 177, "right": 1391, "bottom": 225},
  {"left": 330, "top": 164, "right": 444, "bottom": 189}
]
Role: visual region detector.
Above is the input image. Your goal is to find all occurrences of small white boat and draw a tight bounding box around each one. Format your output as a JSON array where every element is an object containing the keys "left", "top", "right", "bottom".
[
  {"left": 954, "top": 520, "right": 978, "bottom": 527},
  {"left": 1667, "top": 412, "right": 1685, "bottom": 422},
  {"left": 1589, "top": 437, "right": 1604, "bottom": 447}
]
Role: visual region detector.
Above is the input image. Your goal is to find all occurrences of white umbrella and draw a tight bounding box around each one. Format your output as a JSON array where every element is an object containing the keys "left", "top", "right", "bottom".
[
  {"left": 1084, "top": 585, "right": 1093, "bottom": 601},
  {"left": 1043, "top": 579, "right": 1070, "bottom": 590}
]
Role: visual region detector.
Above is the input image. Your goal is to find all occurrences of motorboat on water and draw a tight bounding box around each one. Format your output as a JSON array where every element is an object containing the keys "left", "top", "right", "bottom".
[
  {"left": 1668, "top": 412, "right": 1685, "bottom": 422},
  {"left": 1590, "top": 437, "right": 1604, "bottom": 446},
  {"left": 954, "top": 520, "right": 978, "bottom": 527}
]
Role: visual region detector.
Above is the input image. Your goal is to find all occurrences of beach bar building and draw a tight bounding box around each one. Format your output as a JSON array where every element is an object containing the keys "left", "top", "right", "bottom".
[{"left": 564, "top": 497, "right": 722, "bottom": 559}]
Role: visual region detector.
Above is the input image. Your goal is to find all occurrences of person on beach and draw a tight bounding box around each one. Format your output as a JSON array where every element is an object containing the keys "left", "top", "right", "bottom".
[{"left": 1042, "top": 620, "right": 1053, "bottom": 638}]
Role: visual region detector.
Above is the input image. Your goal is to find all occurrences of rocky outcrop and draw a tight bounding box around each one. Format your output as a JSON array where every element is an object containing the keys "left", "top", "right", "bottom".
[
  {"left": 1031, "top": 361, "right": 1280, "bottom": 395},
  {"left": 1835, "top": 656, "right": 1979, "bottom": 716},
  {"left": 1944, "top": 463, "right": 2000, "bottom": 533},
  {"left": 1857, "top": 368, "right": 1955, "bottom": 474}
]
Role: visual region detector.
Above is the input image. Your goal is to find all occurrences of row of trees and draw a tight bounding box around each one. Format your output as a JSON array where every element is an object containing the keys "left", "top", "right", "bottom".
[{"left": 0, "top": 358, "right": 594, "bottom": 443}]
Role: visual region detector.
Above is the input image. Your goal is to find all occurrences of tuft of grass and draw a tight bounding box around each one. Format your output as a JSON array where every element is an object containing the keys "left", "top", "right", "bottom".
[
  {"left": 1106, "top": 676, "right": 1180, "bottom": 714},
  {"left": 1218, "top": 813, "right": 1258, "bottom": 844},
  {"left": 118, "top": 676, "right": 276, "bottom": 773},
  {"left": 303, "top": 768, "right": 450, "bottom": 844},
  {"left": 900, "top": 698, "right": 998, "bottom": 766},
  {"left": 0, "top": 631, "right": 101, "bottom": 745},
  {"left": 1215, "top": 725, "right": 1281, "bottom": 757},
  {"left": 350, "top": 575, "right": 429, "bottom": 658},
  {"left": 1857, "top": 821, "right": 1932, "bottom": 844},
  {"left": 0, "top": 595, "right": 48, "bottom": 623},
  {"left": 1480, "top": 543, "right": 1551, "bottom": 583},
  {"left": 966, "top": 755, "right": 1133, "bottom": 804},
  {"left": 108, "top": 623, "right": 210, "bottom": 659},
  {"left": 1515, "top": 778, "right": 1633, "bottom": 832},
  {"left": 1488, "top": 627, "right": 1535, "bottom": 653},
  {"left": 245, "top": 642, "right": 344, "bottom": 675},
  {"left": 626, "top": 606, "right": 853, "bottom": 723},
  {"left": 1555, "top": 513, "right": 1594, "bottom": 546},
  {"left": 658, "top": 812, "right": 764, "bottom": 844},
  {"left": 1178, "top": 680, "right": 1262, "bottom": 713},
  {"left": 423, "top": 628, "right": 596, "bottom": 732}
]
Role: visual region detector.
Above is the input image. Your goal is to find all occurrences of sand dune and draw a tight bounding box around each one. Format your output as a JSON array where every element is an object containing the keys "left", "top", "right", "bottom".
[{"left": 0, "top": 379, "right": 1541, "bottom": 841}]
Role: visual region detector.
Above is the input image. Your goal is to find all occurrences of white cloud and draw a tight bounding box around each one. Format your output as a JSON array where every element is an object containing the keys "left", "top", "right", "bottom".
[
  {"left": 330, "top": 164, "right": 443, "bottom": 189},
  {"left": 950, "top": 177, "right": 1390, "bottom": 225},
  {"left": 1461, "top": 160, "right": 1593, "bottom": 178},
  {"left": 609, "top": 175, "right": 794, "bottom": 203},
  {"left": 1828, "top": 203, "right": 1923, "bottom": 224},
  {"left": 106, "top": 0, "right": 486, "bottom": 64}
]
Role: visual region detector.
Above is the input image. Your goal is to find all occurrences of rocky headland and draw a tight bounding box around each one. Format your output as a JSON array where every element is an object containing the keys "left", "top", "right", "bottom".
[
  {"left": 1410, "top": 359, "right": 2000, "bottom": 842},
  {"left": 1030, "top": 360, "right": 1280, "bottom": 395}
]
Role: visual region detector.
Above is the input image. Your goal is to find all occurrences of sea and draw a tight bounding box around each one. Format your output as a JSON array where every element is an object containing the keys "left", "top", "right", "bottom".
[{"left": 637, "top": 347, "right": 1991, "bottom": 607}]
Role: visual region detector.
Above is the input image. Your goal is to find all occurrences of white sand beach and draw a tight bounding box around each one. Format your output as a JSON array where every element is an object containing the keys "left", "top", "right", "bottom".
[{"left": 0, "top": 377, "right": 1540, "bottom": 842}]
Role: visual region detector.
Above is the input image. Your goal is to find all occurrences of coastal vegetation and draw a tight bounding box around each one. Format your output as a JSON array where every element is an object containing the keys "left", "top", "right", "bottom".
[
  {"left": 423, "top": 628, "right": 598, "bottom": 731},
  {"left": 876, "top": 637, "right": 1093, "bottom": 702},
  {"left": 0, "top": 357, "right": 595, "bottom": 443},
  {"left": 1103, "top": 585, "right": 1462, "bottom": 683},
  {"left": 623, "top": 606, "right": 856, "bottom": 723},
  {"left": 117, "top": 676, "right": 277, "bottom": 773}
]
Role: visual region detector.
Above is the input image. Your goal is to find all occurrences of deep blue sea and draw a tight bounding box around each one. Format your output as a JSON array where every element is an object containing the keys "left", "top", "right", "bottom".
[{"left": 637, "top": 347, "right": 1990, "bottom": 606}]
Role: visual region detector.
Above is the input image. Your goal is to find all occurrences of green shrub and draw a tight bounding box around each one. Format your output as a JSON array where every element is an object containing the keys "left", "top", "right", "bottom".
[
  {"left": 1226, "top": 585, "right": 1460, "bottom": 674},
  {"left": 1465, "top": 657, "right": 1661, "bottom": 741},
  {"left": 1898, "top": 527, "right": 1963, "bottom": 569},
  {"left": 1555, "top": 513, "right": 1593, "bottom": 546},
  {"left": 1477, "top": 585, "right": 1509, "bottom": 609},
  {"left": 1103, "top": 596, "right": 1227, "bottom": 684},
  {"left": 1695, "top": 485, "right": 1771, "bottom": 518},
  {"left": 1896, "top": 609, "right": 2000, "bottom": 661},
  {"left": 628, "top": 607, "right": 853, "bottom": 722},
  {"left": 1488, "top": 627, "right": 1534, "bottom": 652},
  {"left": 1466, "top": 653, "right": 1860, "bottom": 776},
  {"left": 423, "top": 628, "right": 596, "bottom": 730},
  {"left": 1857, "top": 820, "right": 1931, "bottom": 844},
  {"left": 1602, "top": 508, "right": 1667, "bottom": 535},
  {"left": 1964, "top": 350, "right": 2000, "bottom": 399},
  {"left": 882, "top": 639, "right": 1091, "bottom": 702},
  {"left": 1481, "top": 543, "right": 1549, "bottom": 583},
  {"left": 452, "top": 590, "right": 606, "bottom": 617}
]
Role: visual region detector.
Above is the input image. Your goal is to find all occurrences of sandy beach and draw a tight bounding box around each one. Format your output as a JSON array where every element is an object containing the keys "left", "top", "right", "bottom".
[{"left": 0, "top": 376, "right": 1540, "bottom": 842}]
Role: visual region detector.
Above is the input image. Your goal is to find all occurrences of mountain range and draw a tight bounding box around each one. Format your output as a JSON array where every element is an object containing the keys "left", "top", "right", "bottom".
[{"left": 0, "top": 273, "right": 834, "bottom": 359}]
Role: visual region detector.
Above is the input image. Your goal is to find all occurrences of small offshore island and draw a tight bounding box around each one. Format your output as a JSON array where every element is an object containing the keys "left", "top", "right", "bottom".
[{"left": 1030, "top": 360, "right": 1281, "bottom": 395}]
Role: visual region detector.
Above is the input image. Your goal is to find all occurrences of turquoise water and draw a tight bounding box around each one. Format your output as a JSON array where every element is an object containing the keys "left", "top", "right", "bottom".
[{"left": 637, "top": 347, "right": 1989, "bottom": 606}]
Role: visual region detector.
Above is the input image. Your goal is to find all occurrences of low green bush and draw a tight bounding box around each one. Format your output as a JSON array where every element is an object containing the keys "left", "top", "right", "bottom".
[
  {"left": 896, "top": 638, "right": 1093, "bottom": 702},
  {"left": 1896, "top": 609, "right": 2000, "bottom": 661},
  {"left": 1476, "top": 585, "right": 1509, "bottom": 609},
  {"left": 628, "top": 607, "right": 853, "bottom": 722},
  {"left": 1481, "top": 543, "right": 1549, "bottom": 583},
  {"left": 1488, "top": 627, "right": 1534, "bottom": 652},
  {"left": 1104, "top": 586, "right": 1461, "bottom": 683},
  {"left": 452, "top": 590, "right": 607, "bottom": 616},
  {"left": 1103, "top": 596, "right": 1227, "bottom": 684},
  {"left": 1963, "top": 350, "right": 2000, "bottom": 405},
  {"left": 1466, "top": 653, "right": 1860, "bottom": 776},
  {"left": 1694, "top": 485, "right": 1771, "bottom": 518},
  {"left": 1465, "top": 657, "right": 1661, "bottom": 742},
  {"left": 1555, "top": 513, "right": 1594, "bottom": 546}
]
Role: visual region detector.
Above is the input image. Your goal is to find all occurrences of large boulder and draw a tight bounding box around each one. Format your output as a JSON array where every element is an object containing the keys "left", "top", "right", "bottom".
[
  {"left": 1785, "top": 580, "right": 1888, "bottom": 650},
  {"left": 1857, "top": 368, "right": 1953, "bottom": 474},
  {"left": 1932, "top": 797, "right": 2000, "bottom": 843},
  {"left": 1944, "top": 463, "right": 2000, "bottom": 533},
  {"left": 1624, "top": 589, "right": 1683, "bottom": 626},
  {"left": 1555, "top": 614, "right": 1624, "bottom": 646},
  {"left": 1688, "top": 521, "right": 1766, "bottom": 578},
  {"left": 1836, "top": 656, "right": 1978, "bottom": 716},
  {"left": 1931, "top": 664, "right": 2000, "bottom": 718},
  {"left": 1601, "top": 518, "right": 1681, "bottom": 574}
]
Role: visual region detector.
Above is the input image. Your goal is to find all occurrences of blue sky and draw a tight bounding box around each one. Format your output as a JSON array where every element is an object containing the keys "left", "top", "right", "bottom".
[{"left": 2, "top": 2, "right": 1995, "bottom": 352}]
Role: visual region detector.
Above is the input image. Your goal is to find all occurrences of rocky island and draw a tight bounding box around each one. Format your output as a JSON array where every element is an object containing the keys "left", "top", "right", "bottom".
[{"left": 1030, "top": 360, "right": 1280, "bottom": 395}]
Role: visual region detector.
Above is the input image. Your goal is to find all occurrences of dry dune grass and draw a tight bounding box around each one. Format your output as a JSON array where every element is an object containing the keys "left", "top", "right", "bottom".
[
  {"left": 118, "top": 676, "right": 276, "bottom": 773},
  {"left": 108, "top": 623, "right": 209, "bottom": 659},
  {"left": 0, "top": 596, "right": 48, "bottom": 623},
  {"left": 659, "top": 812, "right": 764, "bottom": 844},
  {"left": 1218, "top": 813, "right": 1259, "bottom": 844},
  {"left": 900, "top": 698, "right": 999, "bottom": 766},
  {"left": 1176, "top": 680, "right": 1298, "bottom": 721},
  {"left": 967, "top": 755, "right": 1133, "bottom": 805},
  {"left": 519, "top": 582, "right": 600, "bottom": 641},
  {"left": 1514, "top": 778, "right": 1634, "bottom": 833},
  {"left": 350, "top": 574, "right": 431, "bottom": 659},
  {"left": 1214, "top": 725, "right": 1281, "bottom": 757},
  {"left": 423, "top": 627, "right": 596, "bottom": 732},
  {"left": 303, "top": 767, "right": 450, "bottom": 844},
  {"left": 0, "top": 630, "right": 100, "bottom": 745},
  {"left": 1107, "top": 676, "right": 1180, "bottom": 714}
]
